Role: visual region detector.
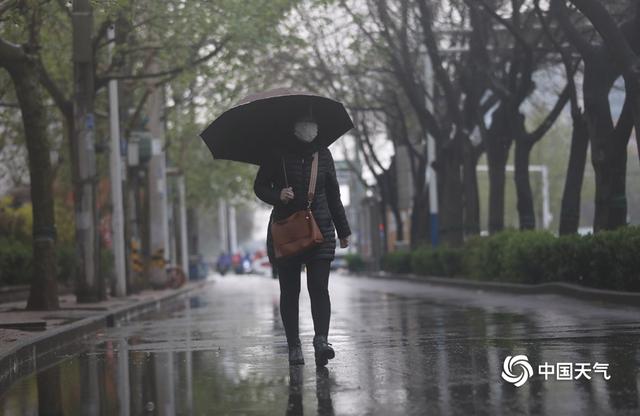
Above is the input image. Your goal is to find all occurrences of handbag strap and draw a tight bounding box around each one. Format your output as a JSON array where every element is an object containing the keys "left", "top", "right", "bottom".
[
  {"left": 307, "top": 152, "right": 319, "bottom": 208},
  {"left": 281, "top": 158, "right": 289, "bottom": 188},
  {"left": 280, "top": 152, "right": 319, "bottom": 209}
]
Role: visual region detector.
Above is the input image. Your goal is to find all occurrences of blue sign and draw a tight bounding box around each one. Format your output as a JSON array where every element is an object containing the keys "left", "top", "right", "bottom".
[{"left": 85, "top": 113, "right": 95, "bottom": 130}]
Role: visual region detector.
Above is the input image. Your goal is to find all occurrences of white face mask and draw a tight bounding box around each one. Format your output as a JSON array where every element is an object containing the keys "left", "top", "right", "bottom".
[{"left": 293, "top": 121, "right": 318, "bottom": 143}]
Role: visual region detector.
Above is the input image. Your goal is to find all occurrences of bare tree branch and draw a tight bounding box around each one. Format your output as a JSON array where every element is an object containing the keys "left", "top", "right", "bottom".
[
  {"left": 550, "top": 0, "right": 597, "bottom": 61},
  {"left": 97, "top": 36, "right": 230, "bottom": 85},
  {"left": 529, "top": 83, "right": 571, "bottom": 143},
  {"left": 36, "top": 56, "right": 72, "bottom": 116},
  {"left": 569, "top": 0, "right": 640, "bottom": 80}
]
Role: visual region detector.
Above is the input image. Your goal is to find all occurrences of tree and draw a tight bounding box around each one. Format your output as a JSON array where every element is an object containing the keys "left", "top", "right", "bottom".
[
  {"left": 0, "top": 1, "right": 58, "bottom": 309},
  {"left": 334, "top": 0, "right": 494, "bottom": 246},
  {"left": 29, "top": 0, "right": 300, "bottom": 296},
  {"left": 467, "top": 0, "right": 567, "bottom": 232},
  {"left": 569, "top": 0, "right": 640, "bottom": 145},
  {"left": 534, "top": 1, "right": 590, "bottom": 235},
  {"left": 553, "top": 0, "right": 637, "bottom": 231}
]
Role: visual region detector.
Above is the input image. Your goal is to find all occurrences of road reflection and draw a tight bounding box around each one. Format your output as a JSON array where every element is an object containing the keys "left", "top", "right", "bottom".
[{"left": 0, "top": 275, "right": 639, "bottom": 415}]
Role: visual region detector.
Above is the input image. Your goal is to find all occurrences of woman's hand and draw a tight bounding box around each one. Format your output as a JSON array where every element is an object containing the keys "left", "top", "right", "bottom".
[
  {"left": 280, "top": 187, "right": 294, "bottom": 204},
  {"left": 339, "top": 236, "right": 349, "bottom": 248}
]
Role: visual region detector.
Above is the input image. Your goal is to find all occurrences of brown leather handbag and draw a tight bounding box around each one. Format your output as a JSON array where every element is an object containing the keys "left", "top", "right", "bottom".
[{"left": 271, "top": 152, "right": 324, "bottom": 259}]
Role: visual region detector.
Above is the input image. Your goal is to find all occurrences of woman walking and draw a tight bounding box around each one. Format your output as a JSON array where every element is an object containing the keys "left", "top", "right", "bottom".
[{"left": 254, "top": 115, "right": 351, "bottom": 366}]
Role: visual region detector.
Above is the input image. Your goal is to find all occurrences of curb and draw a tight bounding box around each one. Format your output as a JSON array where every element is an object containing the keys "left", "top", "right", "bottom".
[
  {"left": 0, "top": 279, "right": 211, "bottom": 395},
  {"left": 354, "top": 271, "right": 640, "bottom": 308}
]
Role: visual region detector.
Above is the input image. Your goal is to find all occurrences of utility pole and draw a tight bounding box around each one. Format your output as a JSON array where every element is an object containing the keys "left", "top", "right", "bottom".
[
  {"left": 218, "top": 199, "right": 228, "bottom": 253},
  {"left": 166, "top": 169, "right": 190, "bottom": 274},
  {"left": 107, "top": 24, "right": 127, "bottom": 297},
  {"left": 228, "top": 204, "right": 238, "bottom": 254},
  {"left": 146, "top": 72, "right": 169, "bottom": 288},
  {"left": 177, "top": 175, "right": 189, "bottom": 274},
  {"left": 73, "top": 0, "right": 102, "bottom": 301},
  {"left": 423, "top": 52, "right": 439, "bottom": 247}
]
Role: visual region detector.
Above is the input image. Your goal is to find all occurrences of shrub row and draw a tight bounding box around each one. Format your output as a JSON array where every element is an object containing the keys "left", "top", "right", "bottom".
[
  {"left": 0, "top": 238, "right": 76, "bottom": 286},
  {"left": 379, "top": 227, "right": 640, "bottom": 292},
  {"left": 344, "top": 253, "right": 366, "bottom": 272}
]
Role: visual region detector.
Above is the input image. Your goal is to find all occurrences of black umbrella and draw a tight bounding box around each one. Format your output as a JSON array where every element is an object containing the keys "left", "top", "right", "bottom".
[{"left": 199, "top": 88, "right": 354, "bottom": 165}]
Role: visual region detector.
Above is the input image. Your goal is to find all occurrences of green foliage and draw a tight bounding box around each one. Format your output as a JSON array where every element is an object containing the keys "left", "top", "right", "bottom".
[
  {"left": 584, "top": 228, "right": 640, "bottom": 291},
  {"left": 56, "top": 243, "right": 76, "bottom": 284},
  {"left": 0, "top": 238, "right": 33, "bottom": 285},
  {"left": 344, "top": 253, "right": 365, "bottom": 272},
  {"left": 54, "top": 199, "right": 76, "bottom": 244},
  {"left": 411, "top": 246, "right": 464, "bottom": 277},
  {"left": 542, "top": 234, "right": 590, "bottom": 285},
  {"left": 499, "top": 231, "right": 556, "bottom": 284},
  {"left": 437, "top": 247, "right": 465, "bottom": 277},
  {"left": 183, "top": 140, "right": 259, "bottom": 208},
  {"left": 465, "top": 230, "right": 518, "bottom": 280},
  {"left": 0, "top": 197, "right": 33, "bottom": 243},
  {"left": 0, "top": 239, "right": 79, "bottom": 286},
  {"left": 383, "top": 227, "right": 640, "bottom": 292},
  {"left": 381, "top": 251, "right": 412, "bottom": 274}
]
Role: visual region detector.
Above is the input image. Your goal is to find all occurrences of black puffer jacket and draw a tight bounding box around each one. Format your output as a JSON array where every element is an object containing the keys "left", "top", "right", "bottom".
[{"left": 254, "top": 144, "right": 351, "bottom": 265}]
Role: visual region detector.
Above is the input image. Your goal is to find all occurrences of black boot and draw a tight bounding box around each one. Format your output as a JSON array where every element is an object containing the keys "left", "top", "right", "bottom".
[
  {"left": 313, "top": 335, "right": 335, "bottom": 367},
  {"left": 288, "top": 338, "right": 304, "bottom": 365}
]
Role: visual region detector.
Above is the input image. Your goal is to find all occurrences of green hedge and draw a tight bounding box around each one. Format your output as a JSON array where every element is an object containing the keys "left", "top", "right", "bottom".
[
  {"left": 0, "top": 238, "right": 33, "bottom": 285},
  {"left": 0, "top": 239, "right": 77, "bottom": 286},
  {"left": 344, "top": 253, "right": 366, "bottom": 272},
  {"left": 411, "top": 246, "right": 464, "bottom": 277},
  {"left": 381, "top": 251, "right": 412, "bottom": 274},
  {"left": 381, "top": 227, "right": 640, "bottom": 292}
]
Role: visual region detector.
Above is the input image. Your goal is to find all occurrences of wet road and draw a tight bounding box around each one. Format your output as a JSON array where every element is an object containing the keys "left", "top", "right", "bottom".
[{"left": 1, "top": 273, "right": 640, "bottom": 415}]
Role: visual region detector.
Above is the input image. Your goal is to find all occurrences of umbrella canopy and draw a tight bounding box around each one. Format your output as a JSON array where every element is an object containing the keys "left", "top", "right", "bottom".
[{"left": 199, "top": 88, "right": 354, "bottom": 165}]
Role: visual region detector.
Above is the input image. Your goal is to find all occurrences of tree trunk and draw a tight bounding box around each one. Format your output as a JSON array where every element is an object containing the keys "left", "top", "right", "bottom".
[
  {"left": 377, "top": 196, "right": 389, "bottom": 255},
  {"left": 487, "top": 103, "right": 513, "bottom": 235},
  {"left": 390, "top": 203, "right": 404, "bottom": 242},
  {"left": 439, "top": 139, "right": 464, "bottom": 246},
  {"left": 487, "top": 158, "right": 507, "bottom": 234},
  {"left": 385, "top": 160, "right": 404, "bottom": 242},
  {"left": 410, "top": 157, "right": 429, "bottom": 249},
  {"left": 582, "top": 57, "right": 634, "bottom": 232},
  {"left": 462, "top": 141, "right": 481, "bottom": 236},
  {"left": 607, "top": 144, "right": 628, "bottom": 229},
  {"left": 514, "top": 137, "right": 536, "bottom": 230},
  {"left": 559, "top": 112, "right": 589, "bottom": 235},
  {"left": 486, "top": 111, "right": 512, "bottom": 234},
  {"left": 607, "top": 99, "right": 635, "bottom": 228},
  {"left": 7, "top": 62, "right": 59, "bottom": 310},
  {"left": 583, "top": 60, "right": 616, "bottom": 232},
  {"left": 410, "top": 190, "right": 429, "bottom": 249}
]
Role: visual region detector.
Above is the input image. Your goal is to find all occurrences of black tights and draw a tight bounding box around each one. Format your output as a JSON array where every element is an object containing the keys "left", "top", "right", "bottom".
[{"left": 277, "top": 259, "right": 331, "bottom": 345}]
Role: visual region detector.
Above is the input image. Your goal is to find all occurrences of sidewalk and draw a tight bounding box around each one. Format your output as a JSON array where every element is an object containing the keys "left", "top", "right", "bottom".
[
  {"left": 0, "top": 279, "right": 211, "bottom": 394},
  {"left": 357, "top": 271, "right": 640, "bottom": 308}
]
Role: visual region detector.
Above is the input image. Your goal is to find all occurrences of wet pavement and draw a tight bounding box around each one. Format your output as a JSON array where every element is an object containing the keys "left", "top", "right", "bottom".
[{"left": 1, "top": 273, "right": 639, "bottom": 415}]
